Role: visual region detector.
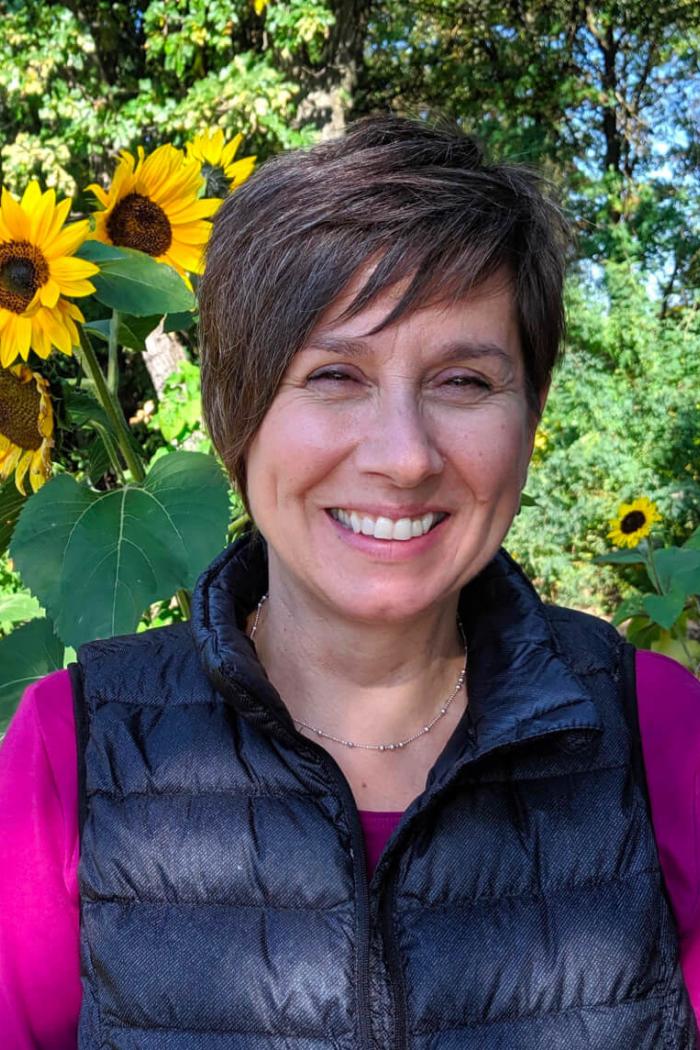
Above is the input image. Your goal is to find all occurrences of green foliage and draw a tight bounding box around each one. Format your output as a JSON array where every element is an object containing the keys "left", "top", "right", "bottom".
[
  {"left": 507, "top": 262, "right": 700, "bottom": 614},
  {"left": 10, "top": 451, "right": 230, "bottom": 648},
  {"left": 77, "top": 243, "right": 196, "bottom": 316},
  {"left": 0, "top": 0, "right": 698, "bottom": 734},
  {"left": 0, "top": 618, "right": 65, "bottom": 732},
  {"left": 0, "top": 479, "right": 26, "bottom": 558},
  {"left": 265, "top": 0, "right": 335, "bottom": 63},
  {"left": 149, "top": 360, "right": 209, "bottom": 449}
]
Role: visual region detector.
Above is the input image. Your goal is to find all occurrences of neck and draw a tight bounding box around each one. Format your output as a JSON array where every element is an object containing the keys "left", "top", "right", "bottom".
[{"left": 248, "top": 564, "right": 467, "bottom": 748}]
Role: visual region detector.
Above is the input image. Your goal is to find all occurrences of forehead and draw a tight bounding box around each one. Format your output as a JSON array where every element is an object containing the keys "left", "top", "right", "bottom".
[{"left": 304, "top": 266, "right": 521, "bottom": 363}]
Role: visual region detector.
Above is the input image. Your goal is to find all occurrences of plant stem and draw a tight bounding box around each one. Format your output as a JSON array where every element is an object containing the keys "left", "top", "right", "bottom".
[
  {"left": 78, "top": 329, "right": 145, "bottom": 483},
  {"left": 644, "top": 540, "right": 663, "bottom": 594},
  {"left": 229, "top": 511, "right": 250, "bottom": 538},
  {"left": 95, "top": 423, "right": 125, "bottom": 483},
  {"left": 107, "top": 309, "right": 120, "bottom": 395},
  {"left": 176, "top": 588, "right": 191, "bottom": 620}
]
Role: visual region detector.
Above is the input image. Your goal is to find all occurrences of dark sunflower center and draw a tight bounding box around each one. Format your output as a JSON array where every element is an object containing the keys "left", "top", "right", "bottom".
[
  {"left": 0, "top": 369, "right": 42, "bottom": 450},
  {"left": 107, "top": 192, "right": 172, "bottom": 256},
  {"left": 620, "top": 510, "right": 646, "bottom": 534},
  {"left": 0, "top": 241, "right": 49, "bottom": 314}
]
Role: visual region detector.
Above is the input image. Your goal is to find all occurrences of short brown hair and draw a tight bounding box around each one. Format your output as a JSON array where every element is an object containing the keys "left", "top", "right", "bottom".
[{"left": 199, "top": 115, "right": 570, "bottom": 506}]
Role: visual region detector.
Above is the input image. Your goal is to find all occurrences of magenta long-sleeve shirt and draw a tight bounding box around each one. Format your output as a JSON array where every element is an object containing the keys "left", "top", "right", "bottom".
[{"left": 1, "top": 652, "right": 699, "bottom": 1047}]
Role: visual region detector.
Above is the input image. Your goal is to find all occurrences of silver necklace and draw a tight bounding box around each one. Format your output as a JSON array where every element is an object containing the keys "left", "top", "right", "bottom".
[{"left": 248, "top": 593, "right": 468, "bottom": 752}]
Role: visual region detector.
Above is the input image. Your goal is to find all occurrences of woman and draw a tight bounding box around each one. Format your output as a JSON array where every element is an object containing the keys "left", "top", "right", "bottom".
[{"left": 1, "top": 115, "right": 699, "bottom": 1048}]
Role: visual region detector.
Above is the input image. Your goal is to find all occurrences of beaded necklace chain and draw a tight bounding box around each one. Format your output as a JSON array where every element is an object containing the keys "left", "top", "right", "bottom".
[{"left": 249, "top": 593, "right": 467, "bottom": 752}]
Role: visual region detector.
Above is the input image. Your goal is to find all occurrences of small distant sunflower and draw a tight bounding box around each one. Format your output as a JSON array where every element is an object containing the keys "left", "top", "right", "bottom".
[
  {"left": 0, "top": 182, "right": 98, "bottom": 367},
  {"left": 87, "top": 144, "right": 220, "bottom": 281},
  {"left": 608, "top": 497, "right": 662, "bottom": 549},
  {"left": 186, "top": 129, "right": 256, "bottom": 198},
  {"left": 0, "top": 363, "right": 53, "bottom": 493}
]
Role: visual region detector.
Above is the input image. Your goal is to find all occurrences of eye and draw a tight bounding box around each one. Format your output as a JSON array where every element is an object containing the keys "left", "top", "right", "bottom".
[
  {"left": 444, "top": 375, "right": 491, "bottom": 389},
  {"left": 307, "top": 368, "right": 356, "bottom": 384}
]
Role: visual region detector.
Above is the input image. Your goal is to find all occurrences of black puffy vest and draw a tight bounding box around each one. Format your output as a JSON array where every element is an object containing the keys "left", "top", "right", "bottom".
[{"left": 72, "top": 533, "right": 696, "bottom": 1048}]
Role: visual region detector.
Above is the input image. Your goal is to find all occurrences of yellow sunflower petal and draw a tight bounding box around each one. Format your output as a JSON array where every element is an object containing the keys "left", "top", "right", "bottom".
[
  {"left": 61, "top": 300, "right": 84, "bottom": 323},
  {"left": 0, "top": 333, "right": 17, "bottom": 367},
  {"left": 220, "top": 133, "right": 243, "bottom": 167},
  {"left": 29, "top": 450, "right": 50, "bottom": 492},
  {"left": 170, "top": 224, "right": 214, "bottom": 246},
  {"left": 0, "top": 445, "right": 22, "bottom": 482},
  {"left": 38, "top": 278, "right": 61, "bottom": 309},
  {"left": 48, "top": 256, "right": 99, "bottom": 283},
  {"left": 27, "top": 186, "right": 58, "bottom": 243},
  {"left": 1, "top": 187, "right": 30, "bottom": 240},
  {"left": 14, "top": 315, "right": 32, "bottom": 360},
  {"left": 43, "top": 216, "right": 90, "bottom": 260},
  {"left": 85, "top": 182, "right": 110, "bottom": 208},
  {"left": 45, "top": 308, "right": 73, "bottom": 355},
  {"left": 13, "top": 449, "right": 33, "bottom": 495},
  {"left": 227, "top": 156, "right": 256, "bottom": 186},
  {"left": 164, "top": 244, "right": 206, "bottom": 273},
  {"left": 168, "top": 198, "right": 220, "bottom": 222},
  {"left": 20, "top": 180, "right": 43, "bottom": 214}
]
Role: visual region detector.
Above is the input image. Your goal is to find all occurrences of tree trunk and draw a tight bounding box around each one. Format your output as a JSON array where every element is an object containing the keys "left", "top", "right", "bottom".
[
  {"left": 293, "top": 0, "right": 372, "bottom": 138},
  {"left": 142, "top": 322, "right": 186, "bottom": 399}
]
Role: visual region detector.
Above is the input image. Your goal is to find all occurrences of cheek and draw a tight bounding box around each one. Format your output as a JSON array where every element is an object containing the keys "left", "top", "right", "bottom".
[
  {"left": 246, "top": 403, "right": 351, "bottom": 513},
  {"left": 450, "top": 413, "right": 531, "bottom": 497}
]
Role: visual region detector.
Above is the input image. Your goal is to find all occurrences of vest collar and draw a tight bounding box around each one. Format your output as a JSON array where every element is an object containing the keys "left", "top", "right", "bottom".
[{"left": 191, "top": 531, "right": 603, "bottom": 761}]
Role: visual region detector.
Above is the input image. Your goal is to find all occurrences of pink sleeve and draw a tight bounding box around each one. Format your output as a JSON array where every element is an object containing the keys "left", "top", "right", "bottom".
[
  {"left": 0, "top": 653, "right": 697, "bottom": 1042},
  {"left": 636, "top": 649, "right": 700, "bottom": 1024},
  {"left": 0, "top": 670, "right": 81, "bottom": 1048}
]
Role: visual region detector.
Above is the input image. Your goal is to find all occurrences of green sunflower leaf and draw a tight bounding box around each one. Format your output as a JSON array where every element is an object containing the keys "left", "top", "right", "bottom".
[
  {"left": 163, "top": 311, "right": 196, "bottom": 334},
  {"left": 642, "top": 591, "right": 686, "bottom": 631},
  {"left": 593, "top": 549, "right": 647, "bottom": 565},
  {"left": 611, "top": 596, "right": 645, "bottom": 627},
  {"left": 10, "top": 451, "right": 230, "bottom": 649},
  {"left": 76, "top": 242, "right": 195, "bottom": 316},
  {"left": 0, "top": 618, "right": 64, "bottom": 733},
  {"left": 84, "top": 314, "right": 161, "bottom": 352},
  {"left": 0, "top": 477, "right": 26, "bottom": 557},
  {"left": 653, "top": 547, "right": 700, "bottom": 597},
  {"left": 0, "top": 590, "right": 43, "bottom": 631},
  {"left": 685, "top": 527, "right": 700, "bottom": 551}
]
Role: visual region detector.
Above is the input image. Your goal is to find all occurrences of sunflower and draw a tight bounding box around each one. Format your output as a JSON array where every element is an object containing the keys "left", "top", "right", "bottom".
[
  {"left": 0, "top": 363, "right": 53, "bottom": 493},
  {"left": 608, "top": 497, "right": 662, "bottom": 549},
  {"left": 186, "top": 129, "right": 256, "bottom": 198},
  {"left": 87, "top": 144, "right": 220, "bottom": 281},
  {"left": 0, "top": 182, "right": 98, "bottom": 367}
]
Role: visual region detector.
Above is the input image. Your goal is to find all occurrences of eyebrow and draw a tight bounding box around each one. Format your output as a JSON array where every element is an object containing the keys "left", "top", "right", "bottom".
[{"left": 303, "top": 334, "right": 513, "bottom": 366}]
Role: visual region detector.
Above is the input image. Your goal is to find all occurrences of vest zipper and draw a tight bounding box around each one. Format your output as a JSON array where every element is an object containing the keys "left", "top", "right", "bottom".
[
  {"left": 299, "top": 743, "right": 374, "bottom": 1050},
  {"left": 382, "top": 865, "right": 408, "bottom": 1050}
]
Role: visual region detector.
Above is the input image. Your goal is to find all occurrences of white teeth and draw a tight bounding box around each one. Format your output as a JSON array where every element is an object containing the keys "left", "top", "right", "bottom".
[
  {"left": 373, "top": 516, "right": 394, "bottom": 539},
  {"left": 393, "top": 518, "right": 413, "bottom": 541},
  {"left": 330, "top": 508, "right": 446, "bottom": 541}
]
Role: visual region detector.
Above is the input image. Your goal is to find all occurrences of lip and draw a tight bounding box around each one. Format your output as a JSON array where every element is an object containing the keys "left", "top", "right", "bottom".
[{"left": 324, "top": 508, "right": 451, "bottom": 560}]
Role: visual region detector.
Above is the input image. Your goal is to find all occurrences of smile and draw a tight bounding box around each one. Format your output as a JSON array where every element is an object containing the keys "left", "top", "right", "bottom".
[{"left": 328, "top": 508, "right": 448, "bottom": 541}]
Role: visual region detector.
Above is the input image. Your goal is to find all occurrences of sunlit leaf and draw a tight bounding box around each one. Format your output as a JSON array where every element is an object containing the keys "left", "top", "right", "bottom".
[{"left": 10, "top": 452, "right": 230, "bottom": 648}]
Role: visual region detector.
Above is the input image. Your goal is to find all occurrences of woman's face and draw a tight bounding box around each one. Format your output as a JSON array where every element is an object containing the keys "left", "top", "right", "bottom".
[{"left": 245, "top": 268, "right": 542, "bottom": 623}]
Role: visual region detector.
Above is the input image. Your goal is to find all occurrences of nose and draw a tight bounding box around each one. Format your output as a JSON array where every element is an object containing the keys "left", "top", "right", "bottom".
[{"left": 354, "top": 393, "right": 444, "bottom": 487}]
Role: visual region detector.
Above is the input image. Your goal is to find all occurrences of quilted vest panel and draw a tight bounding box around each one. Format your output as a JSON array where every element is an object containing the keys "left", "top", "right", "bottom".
[{"left": 73, "top": 538, "right": 696, "bottom": 1049}]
